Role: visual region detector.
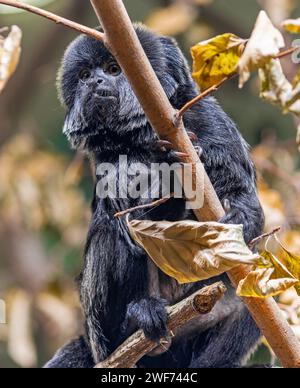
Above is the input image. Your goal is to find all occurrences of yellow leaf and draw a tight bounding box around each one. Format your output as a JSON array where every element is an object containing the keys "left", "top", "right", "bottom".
[
  {"left": 0, "top": 25, "right": 22, "bottom": 93},
  {"left": 238, "top": 11, "right": 285, "bottom": 88},
  {"left": 237, "top": 247, "right": 299, "bottom": 298},
  {"left": 292, "top": 70, "right": 300, "bottom": 87},
  {"left": 127, "top": 218, "right": 261, "bottom": 284},
  {"left": 276, "top": 237, "right": 300, "bottom": 295},
  {"left": 260, "top": 250, "right": 295, "bottom": 279},
  {"left": 282, "top": 18, "right": 300, "bottom": 34},
  {"left": 236, "top": 267, "right": 298, "bottom": 298},
  {"left": 191, "top": 33, "right": 246, "bottom": 90}
]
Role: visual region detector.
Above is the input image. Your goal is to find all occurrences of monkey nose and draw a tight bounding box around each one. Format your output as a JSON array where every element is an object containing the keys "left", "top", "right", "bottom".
[{"left": 97, "top": 78, "right": 104, "bottom": 85}]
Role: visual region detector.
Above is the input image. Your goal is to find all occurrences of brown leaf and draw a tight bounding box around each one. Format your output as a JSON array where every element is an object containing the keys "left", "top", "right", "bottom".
[
  {"left": 0, "top": 25, "right": 22, "bottom": 93},
  {"left": 127, "top": 218, "right": 261, "bottom": 284},
  {"left": 236, "top": 267, "right": 298, "bottom": 298},
  {"left": 7, "top": 290, "right": 37, "bottom": 368},
  {"left": 275, "top": 236, "right": 300, "bottom": 295},
  {"left": 259, "top": 59, "right": 300, "bottom": 116},
  {"left": 238, "top": 11, "right": 285, "bottom": 88}
]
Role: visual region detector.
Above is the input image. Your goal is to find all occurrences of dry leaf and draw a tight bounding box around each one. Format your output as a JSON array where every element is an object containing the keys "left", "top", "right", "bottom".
[
  {"left": 236, "top": 267, "right": 298, "bottom": 297},
  {"left": 259, "top": 59, "right": 292, "bottom": 106},
  {"left": 238, "top": 11, "right": 285, "bottom": 88},
  {"left": 275, "top": 236, "right": 300, "bottom": 295},
  {"left": 127, "top": 218, "right": 261, "bottom": 284},
  {"left": 237, "top": 237, "right": 300, "bottom": 298},
  {"left": 145, "top": 3, "right": 195, "bottom": 36},
  {"left": 282, "top": 18, "right": 300, "bottom": 34},
  {"left": 293, "top": 70, "right": 300, "bottom": 88},
  {"left": 7, "top": 290, "right": 37, "bottom": 368},
  {"left": 191, "top": 33, "right": 246, "bottom": 90},
  {"left": 259, "top": 59, "right": 300, "bottom": 116},
  {"left": 0, "top": 25, "right": 22, "bottom": 93}
]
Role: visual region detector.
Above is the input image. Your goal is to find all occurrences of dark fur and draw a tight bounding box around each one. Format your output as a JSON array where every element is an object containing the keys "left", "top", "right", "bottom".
[{"left": 45, "top": 25, "right": 264, "bottom": 368}]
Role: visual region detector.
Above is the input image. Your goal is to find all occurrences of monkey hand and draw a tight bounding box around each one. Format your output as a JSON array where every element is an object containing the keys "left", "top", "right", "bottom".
[{"left": 122, "top": 297, "right": 169, "bottom": 342}]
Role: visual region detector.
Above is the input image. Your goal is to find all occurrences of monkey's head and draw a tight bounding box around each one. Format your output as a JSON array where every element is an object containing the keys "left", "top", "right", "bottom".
[{"left": 58, "top": 25, "right": 194, "bottom": 151}]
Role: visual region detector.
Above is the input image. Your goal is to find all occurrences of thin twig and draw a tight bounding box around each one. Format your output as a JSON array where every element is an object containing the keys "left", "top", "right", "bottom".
[
  {"left": 249, "top": 227, "right": 281, "bottom": 248},
  {"left": 114, "top": 193, "right": 174, "bottom": 218},
  {"left": 177, "top": 76, "right": 230, "bottom": 118},
  {"left": 0, "top": 0, "right": 104, "bottom": 41},
  {"left": 275, "top": 46, "right": 298, "bottom": 60}
]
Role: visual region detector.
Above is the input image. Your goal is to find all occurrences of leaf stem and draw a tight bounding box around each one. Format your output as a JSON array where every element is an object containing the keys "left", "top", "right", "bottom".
[{"left": 114, "top": 194, "right": 174, "bottom": 218}]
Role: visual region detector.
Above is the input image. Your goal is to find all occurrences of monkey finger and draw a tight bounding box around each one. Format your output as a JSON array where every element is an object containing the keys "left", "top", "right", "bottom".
[
  {"left": 222, "top": 198, "right": 231, "bottom": 213},
  {"left": 174, "top": 151, "right": 190, "bottom": 159},
  {"left": 154, "top": 140, "right": 174, "bottom": 152},
  {"left": 194, "top": 145, "right": 203, "bottom": 159},
  {"left": 187, "top": 131, "right": 198, "bottom": 142}
]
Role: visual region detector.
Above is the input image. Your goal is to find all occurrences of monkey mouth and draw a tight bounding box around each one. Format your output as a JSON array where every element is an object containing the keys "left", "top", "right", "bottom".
[{"left": 93, "top": 90, "right": 117, "bottom": 100}]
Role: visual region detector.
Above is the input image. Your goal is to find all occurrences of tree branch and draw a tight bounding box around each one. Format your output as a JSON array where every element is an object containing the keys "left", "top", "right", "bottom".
[
  {"left": 95, "top": 282, "right": 226, "bottom": 368},
  {"left": 0, "top": 0, "right": 104, "bottom": 41},
  {"left": 91, "top": 0, "right": 300, "bottom": 368}
]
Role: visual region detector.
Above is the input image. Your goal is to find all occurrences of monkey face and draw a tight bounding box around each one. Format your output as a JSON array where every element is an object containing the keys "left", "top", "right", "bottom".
[{"left": 58, "top": 25, "right": 192, "bottom": 151}]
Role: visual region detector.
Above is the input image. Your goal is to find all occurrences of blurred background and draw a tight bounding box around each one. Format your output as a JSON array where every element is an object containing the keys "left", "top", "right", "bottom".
[{"left": 0, "top": 0, "right": 300, "bottom": 368}]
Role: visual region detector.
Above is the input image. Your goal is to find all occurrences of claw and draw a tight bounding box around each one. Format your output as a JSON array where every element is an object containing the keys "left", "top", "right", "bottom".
[
  {"left": 154, "top": 140, "right": 174, "bottom": 151},
  {"left": 194, "top": 145, "right": 203, "bottom": 158},
  {"left": 187, "top": 131, "right": 198, "bottom": 142},
  {"left": 174, "top": 151, "right": 189, "bottom": 159},
  {"left": 222, "top": 198, "right": 231, "bottom": 213}
]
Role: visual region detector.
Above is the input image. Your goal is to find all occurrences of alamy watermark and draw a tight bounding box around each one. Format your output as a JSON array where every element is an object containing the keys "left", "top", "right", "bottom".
[
  {"left": 292, "top": 39, "right": 300, "bottom": 64},
  {"left": 0, "top": 299, "right": 6, "bottom": 324},
  {"left": 96, "top": 155, "right": 204, "bottom": 210}
]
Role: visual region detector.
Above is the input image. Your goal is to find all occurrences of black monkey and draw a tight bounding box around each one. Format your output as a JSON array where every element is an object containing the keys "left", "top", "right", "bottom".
[{"left": 45, "top": 25, "right": 265, "bottom": 368}]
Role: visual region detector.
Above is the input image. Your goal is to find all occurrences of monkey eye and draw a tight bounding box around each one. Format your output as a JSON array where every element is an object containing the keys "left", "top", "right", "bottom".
[
  {"left": 79, "top": 69, "right": 91, "bottom": 81},
  {"left": 107, "top": 63, "right": 121, "bottom": 76}
]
